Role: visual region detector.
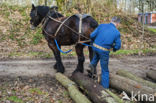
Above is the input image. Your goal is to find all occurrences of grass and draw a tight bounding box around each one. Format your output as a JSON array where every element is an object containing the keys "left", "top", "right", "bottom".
[
  {"left": 8, "top": 51, "right": 53, "bottom": 58},
  {"left": 148, "top": 28, "right": 156, "bottom": 34},
  {"left": 110, "top": 48, "right": 156, "bottom": 56},
  {"left": 29, "top": 88, "right": 43, "bottom": 95},
  {"left": 7, "top": 48, "right": 156, "bottom": 58},
  {"left": 8, "top": 96, "right": 23, "bottom": 103},
  {"left": 63, "top": 90, "right": 69, "bottom": 97},
  {"left": 31, "top": 28, "right": 44, "bottom": 45}
]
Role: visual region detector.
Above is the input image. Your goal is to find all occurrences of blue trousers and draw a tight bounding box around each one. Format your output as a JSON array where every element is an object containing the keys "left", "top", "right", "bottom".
[{"left": 90, "top": 47, "right": 110, "bottom": 88}]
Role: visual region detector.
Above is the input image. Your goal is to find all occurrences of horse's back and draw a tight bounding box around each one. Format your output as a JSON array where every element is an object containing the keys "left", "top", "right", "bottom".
[{"left": 72, "top": 14, "right": 98, "bottom": 29}]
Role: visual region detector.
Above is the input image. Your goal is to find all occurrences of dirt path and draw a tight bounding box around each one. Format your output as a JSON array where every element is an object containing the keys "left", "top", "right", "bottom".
[{"left": 0, "top": 56, "right": 155, "bottom": 78}]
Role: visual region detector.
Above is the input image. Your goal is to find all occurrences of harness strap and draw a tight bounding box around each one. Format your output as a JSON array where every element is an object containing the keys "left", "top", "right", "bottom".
[
  {"left": 78, "top": 14, "right": 82, "bottom": 42},
  {"left": 48, "top": 16, "right": 90, "bottom": 40},
  {"left": 54, "top": 16, "right": 71, "bottom": 37},
  {"left": 43, "top": 29, "right": 56, "bottom": 38}
]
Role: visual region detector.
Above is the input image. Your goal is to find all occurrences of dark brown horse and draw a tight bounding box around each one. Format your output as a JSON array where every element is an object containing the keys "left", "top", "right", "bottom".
[{"left": 30, "top": 4, "right": 98, "bottom": 73}]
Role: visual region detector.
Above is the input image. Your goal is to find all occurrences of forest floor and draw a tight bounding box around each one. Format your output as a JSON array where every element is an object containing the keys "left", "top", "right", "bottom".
[{"left": 0, "top": 56, "right": 156, "bottom": 103}]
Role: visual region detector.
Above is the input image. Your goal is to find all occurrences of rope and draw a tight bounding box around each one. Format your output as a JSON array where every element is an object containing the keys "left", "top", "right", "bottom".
[
  {"left": 54, "top": 39, "right": 72, "bottom": 54},
  {"left": 54, "top": 39, "right": 93, "bottom": 54}
]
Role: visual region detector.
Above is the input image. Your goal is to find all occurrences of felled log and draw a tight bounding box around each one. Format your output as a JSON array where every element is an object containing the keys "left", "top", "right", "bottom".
[
  {"left": 110, "top": 73, "right": 156, "bottom": 102},
  {"left": 72, "top": 72, "right": 125, "bottom": 103},
  {"left": 146, "top": 69, "right": 156, "bottom": 82},
  {"left": 116, "top": 69, "right": 156, "bottom": 90},
  {"left": 55, "top": 73, "right": 91, "bottom": 103}
]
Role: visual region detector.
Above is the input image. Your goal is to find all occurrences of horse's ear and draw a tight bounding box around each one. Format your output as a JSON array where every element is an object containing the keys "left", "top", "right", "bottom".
[
  {"left": 32, "top": 4, "right": 35, "bottom": 10},
  {"left": 55, "top": 6, "right": 58, "bottom": 10},
  {"left": 50, "top": 6, "right": 58, "bottom": 11}
]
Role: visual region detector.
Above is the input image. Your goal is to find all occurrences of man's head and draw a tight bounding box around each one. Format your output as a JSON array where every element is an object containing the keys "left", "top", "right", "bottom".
[{"left": 111, "top": 16, "right": 120, "bottom": 27}]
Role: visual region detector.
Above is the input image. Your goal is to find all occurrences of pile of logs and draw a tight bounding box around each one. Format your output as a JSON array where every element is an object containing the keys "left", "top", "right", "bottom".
[
  {"left": 111, "top": 70, "right": 156, "bottom": 103},
  {"left": 55, "top": 69, "right": 156, "bottom": 103}
]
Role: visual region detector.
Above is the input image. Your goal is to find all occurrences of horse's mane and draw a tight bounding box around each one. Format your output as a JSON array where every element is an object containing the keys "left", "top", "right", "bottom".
[{"left": 36, "top": 6, "right": 50, "bottom": 18}]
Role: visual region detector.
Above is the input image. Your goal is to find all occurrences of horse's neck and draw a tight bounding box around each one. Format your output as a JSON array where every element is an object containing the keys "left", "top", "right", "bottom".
[{"left": 49, "top": 11, "right": 63, "bottom": 18}]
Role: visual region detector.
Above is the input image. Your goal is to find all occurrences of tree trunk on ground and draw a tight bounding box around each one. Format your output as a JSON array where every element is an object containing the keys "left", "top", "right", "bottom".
[
  {"left": 55, "top": 73, "right": 91, "bottom": 103},
  {"left": 146, "top": 69, "right": 156, "bottom": 82},
  {"left": 110, "top": 73, "right": 156, "bottom": 103},
  {"left": 116, "top": 69, "right": 156, "bottom": 90},
  {"left": 72, "top": 72, "right": 126, "bottom": 103}
]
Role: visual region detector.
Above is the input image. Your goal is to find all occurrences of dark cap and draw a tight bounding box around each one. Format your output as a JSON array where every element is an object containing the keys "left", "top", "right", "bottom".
[{"left": 111, "top": 16, "right": 121, "bottom": 23}]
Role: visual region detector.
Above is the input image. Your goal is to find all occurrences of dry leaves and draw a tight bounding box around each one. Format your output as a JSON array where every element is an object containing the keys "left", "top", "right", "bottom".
[{"left": 0, "top": 75, "right": 73, "bottom": 103}]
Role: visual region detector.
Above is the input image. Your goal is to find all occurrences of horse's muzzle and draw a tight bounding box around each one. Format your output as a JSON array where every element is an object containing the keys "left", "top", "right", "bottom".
[{"left": 30, "top": 24, "right": 36, "bottom": 30}]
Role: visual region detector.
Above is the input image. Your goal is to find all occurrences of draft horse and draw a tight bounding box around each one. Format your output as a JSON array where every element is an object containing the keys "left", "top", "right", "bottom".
[{"left": 30, "top": 4, "right": 98, "bottom": 73}]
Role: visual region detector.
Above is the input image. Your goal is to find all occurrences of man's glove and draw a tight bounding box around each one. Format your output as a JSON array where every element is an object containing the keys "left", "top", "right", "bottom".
[{"left": 113, "top": 48, "right": 117, "bottom": 52}]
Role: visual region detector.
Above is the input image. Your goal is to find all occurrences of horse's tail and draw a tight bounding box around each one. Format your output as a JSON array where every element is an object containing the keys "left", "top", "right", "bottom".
[{"left": 90, "top": 17, "right": 98, "bottom": 29}]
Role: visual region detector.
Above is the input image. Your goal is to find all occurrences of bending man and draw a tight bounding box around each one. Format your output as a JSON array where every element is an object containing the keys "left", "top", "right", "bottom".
[{"left": 89, "top": 16, "right": 121, "bottom": 88}]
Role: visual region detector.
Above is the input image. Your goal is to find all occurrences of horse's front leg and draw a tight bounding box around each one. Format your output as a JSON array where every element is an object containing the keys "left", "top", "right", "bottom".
[
  {"left": 74, "top": 44, "right": 85, "bottom": 73},
  {"left": 48, "top": 42, "right": 65, "bottom": 73}
]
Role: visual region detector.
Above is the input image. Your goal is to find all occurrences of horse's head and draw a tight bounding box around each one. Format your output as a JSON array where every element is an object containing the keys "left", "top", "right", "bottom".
[
  {"left": 30, "top": 4, "right": 41, "bottom": 29},
  {"left": 30, "top": 4, "right": 50, "bottom": 30}
]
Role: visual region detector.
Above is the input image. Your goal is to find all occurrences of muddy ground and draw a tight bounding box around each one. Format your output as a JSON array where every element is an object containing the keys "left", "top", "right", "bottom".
[{"left": 0, "top": 56, "right": 156, "bottom": 103}]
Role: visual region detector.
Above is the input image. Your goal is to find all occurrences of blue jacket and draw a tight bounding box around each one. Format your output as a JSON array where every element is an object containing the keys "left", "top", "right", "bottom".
[{"left": 90, "top": 23, "right": 121, "bottom": 51}]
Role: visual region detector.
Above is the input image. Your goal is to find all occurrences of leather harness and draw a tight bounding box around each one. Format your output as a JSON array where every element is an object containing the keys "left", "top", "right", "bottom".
[{"left": 42, "top": 13, "right": 111, "bottom": 51}]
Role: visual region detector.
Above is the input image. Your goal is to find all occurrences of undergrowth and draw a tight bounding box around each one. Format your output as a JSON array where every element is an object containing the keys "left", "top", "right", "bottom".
[{"left": 0, "top": 2, "right": 156, "bottom": 58}]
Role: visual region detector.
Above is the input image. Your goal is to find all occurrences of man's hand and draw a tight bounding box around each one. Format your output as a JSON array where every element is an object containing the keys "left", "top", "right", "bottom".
[{"left": 113, "top": 48, "right": 117, "bottom": 52}]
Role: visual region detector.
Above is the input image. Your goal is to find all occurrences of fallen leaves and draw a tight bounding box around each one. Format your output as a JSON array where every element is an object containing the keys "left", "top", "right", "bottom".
[{"left": 0, "top": 75, "right": 73, "bottom": 103}]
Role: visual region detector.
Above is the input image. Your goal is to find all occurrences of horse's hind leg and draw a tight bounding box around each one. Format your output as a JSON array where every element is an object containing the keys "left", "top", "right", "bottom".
[
  {"left": 48, "top": 42, "right": 65, "bottom": 73},
  {"left": 53, "top": 63, "right": 57, "bottom": 70},
  {"left": 74, "top": 44, "right": 85, "bottom": 73},
  {"left": 88, "top": 46, "right": 93, "bottom": 62}
]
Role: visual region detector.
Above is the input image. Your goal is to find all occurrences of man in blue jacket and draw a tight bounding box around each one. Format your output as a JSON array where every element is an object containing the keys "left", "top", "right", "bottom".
[{"left": 89, "top": 16, "right": 121, "bottom": 88}]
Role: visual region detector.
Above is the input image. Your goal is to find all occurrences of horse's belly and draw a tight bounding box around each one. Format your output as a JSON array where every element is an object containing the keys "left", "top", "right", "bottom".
[{"left": 60, "top": 41, "right": 76, "bottom": 45}]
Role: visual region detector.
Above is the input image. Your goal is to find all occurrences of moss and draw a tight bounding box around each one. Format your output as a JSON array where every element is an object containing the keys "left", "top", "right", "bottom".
[{"left": 29, "top": 88, "right": 43, "bottom": 95}]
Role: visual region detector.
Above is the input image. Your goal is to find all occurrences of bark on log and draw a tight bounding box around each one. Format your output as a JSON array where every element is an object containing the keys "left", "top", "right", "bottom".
[
  {"left": 146, "top": 69, "right": 156, "bottom": 82},
  {"left": 116, "top": 69, "right": 156, "bottom": 90},
  {"left": 72, "top": 72, "right": 125, "bottom": 103},
  {"left": 110, "top": 74, "right": 156, "bottom": 103},
  {"left": 55, "top": 73, "right": 91, "bottom": 103}
]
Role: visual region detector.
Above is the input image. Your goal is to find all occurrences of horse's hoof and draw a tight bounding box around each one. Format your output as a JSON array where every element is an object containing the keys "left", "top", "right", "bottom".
[
  {"left": 73, "top": 68, "right": 83, "bottom": 74},
  {"left": 57, "top": 69, "right": 65, "bottom": 73},
  {"left": 53, "top": 64, "right": 57, "bottom": 70}
]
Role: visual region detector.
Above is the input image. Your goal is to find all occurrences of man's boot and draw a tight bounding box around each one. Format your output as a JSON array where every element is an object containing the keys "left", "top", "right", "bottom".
[{"left": 87, "top": 64, "right": 97, "bottom": 79}]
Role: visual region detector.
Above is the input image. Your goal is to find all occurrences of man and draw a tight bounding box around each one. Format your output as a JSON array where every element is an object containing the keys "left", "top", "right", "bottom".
[{"left": 89, "top": 16, "right": 121, "bottom": 88}]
